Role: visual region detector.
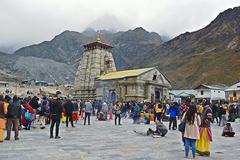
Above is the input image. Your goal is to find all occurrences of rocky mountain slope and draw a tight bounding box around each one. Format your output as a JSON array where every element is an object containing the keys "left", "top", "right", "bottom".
[
  {"left": 14, "top": 27, "right": 163, "bottom": 70},
  {"left": 1, "top": 28, "right": 162, "bottom": 83},
  {"left": 0, "top": 52, "right": 75, "bottom": 83},
  {"left": 135, "top": 6, "right": 240, "bottom": 88}
]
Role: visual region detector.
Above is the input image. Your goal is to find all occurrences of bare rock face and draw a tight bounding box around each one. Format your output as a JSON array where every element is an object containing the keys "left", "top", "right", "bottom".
[
  {"left": 134, "top": 6, "right": 240, "bottom": 89},
  {"left": 13, "top": 56, "right": 76, "bottom": 84},
  {"left": 7, "top": 27, "right": 162, "bottom": 84},
  {"left": 14, "top": 28, "right": 163, "bottom": 70},
  {"left": 227, "top": 37, "right": 240, "bottom": 49}
]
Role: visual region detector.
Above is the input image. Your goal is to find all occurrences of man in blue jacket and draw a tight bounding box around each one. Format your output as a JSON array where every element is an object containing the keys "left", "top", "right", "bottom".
[{"left": 169, "top": 102, "right": 179, "bottom": 130}]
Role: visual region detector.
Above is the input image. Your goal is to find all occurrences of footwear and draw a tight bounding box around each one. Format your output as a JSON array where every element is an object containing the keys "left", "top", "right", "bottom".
[
  {"left": 72, "top": 126, "right": 75, "bottom": 128},
  {"left": 119, "top": 124, "right": 122, "bottom": 125},
  {"left": 50, "top": 135, "right": 53, "bottom": 139},
  {"left": 40, "top": 126, "right": 45, "bottom": 129},
  {"left": 15, "top": 137, "right": 19, "bottom": 141},
  {"left": 147, "top": 131, "right": 150, "bottom": 136},
  {"left": 55, "top": 136, "right": 61, "bottom": 139},
  {"left": 4, "top": 137, "right": 10, "bottom": 141},
  {"left": 0, "top": 141, "right": 3, "bottom": 143}
]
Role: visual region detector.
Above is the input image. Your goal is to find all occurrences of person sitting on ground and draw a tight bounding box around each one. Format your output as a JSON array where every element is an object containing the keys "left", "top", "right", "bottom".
[
  {"left": 147, "top": 120, "right": 168, "bottom": 137},
  {"left": 222, "top": 123, "right": 235, "bottom": 137}
]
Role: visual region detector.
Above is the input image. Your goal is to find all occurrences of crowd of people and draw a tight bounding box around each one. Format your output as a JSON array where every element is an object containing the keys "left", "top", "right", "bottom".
[{"left": 0, "top": 93, "right": 239, "bottom": 159}]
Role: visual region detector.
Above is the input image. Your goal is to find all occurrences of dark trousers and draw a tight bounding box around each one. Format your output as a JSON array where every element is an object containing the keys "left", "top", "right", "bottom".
[
  {"left": 147, "top": 128, "right": 159, "bottom": 135},
  {"left": 155, "top": 112, "right": 162, "bottom": 121},
  {"left": 84, "top": 112, "right": 91, "bottom": 125},
  {"left": 218, "top": 115, "right": 222, "bottom": 126},
  {"left": 115, "top": 114, "right": 121, "bottom": 125},
  {"left": 66, "top": 113, "right": 74, "bottom": 127},
  {"left": 213, "top": 115, "right": 218, "bottom": 124},
  {"left": 6, "top": 118, "right": 19, "bottom": 139},
  {"left": 50, "top": 117, "right": 60, "bottom": 137},
  {"left": 222, "top": 132, "right": 235, "bottom": 137},
  {"left": 169, "top": 117, "right": 177, "bottom": 129}
]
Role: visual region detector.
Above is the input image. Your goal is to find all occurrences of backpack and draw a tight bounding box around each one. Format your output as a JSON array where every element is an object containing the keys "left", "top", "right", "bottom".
[{"left": 24, "top": 111, "right": 32, "bottom": 121}]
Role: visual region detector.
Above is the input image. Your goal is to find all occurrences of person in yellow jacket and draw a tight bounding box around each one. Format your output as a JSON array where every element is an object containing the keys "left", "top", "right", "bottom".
[
  {"left": 155, "top": 101, "right": 163, "bottom": 121},
  {"left": 0, "top": 95, "right": 9, "bottom": 142},
  {"left": 113, "top": 102, "right": 122, "bottom": 125},
  {"left": 198, "top": 99, "right": 206, "bottom": 115}
]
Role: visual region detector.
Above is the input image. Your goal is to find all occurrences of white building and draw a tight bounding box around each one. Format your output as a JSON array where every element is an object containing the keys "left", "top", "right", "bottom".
[
  {"left": 194, "top": 84, "right": 227, "bottom": 102},
  {"left": 225, "top": 81, "right": 240, "bottom": 102},
  {"left": 170, "top": 90, "right": 198, "bottom": 103}
]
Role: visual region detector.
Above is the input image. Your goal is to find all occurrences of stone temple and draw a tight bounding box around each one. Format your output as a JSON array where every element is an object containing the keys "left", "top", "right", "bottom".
[
  {"left": 74, "top": 36, "right": 171, "bottom": 102},
  {"left": 74, "top": 36, "right": 116, "bottom": 99}
]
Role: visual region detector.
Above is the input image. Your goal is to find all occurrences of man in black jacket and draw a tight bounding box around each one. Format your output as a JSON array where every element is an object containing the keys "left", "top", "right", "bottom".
[
  {"left": 64, "top": 99, "right": 75, "bottom": 128},
  {"left": 5, "top": 95, "right": 21, "bottom": 140},
  {"left": 49, "top": 95, "right": 63, "bottom": 139}
]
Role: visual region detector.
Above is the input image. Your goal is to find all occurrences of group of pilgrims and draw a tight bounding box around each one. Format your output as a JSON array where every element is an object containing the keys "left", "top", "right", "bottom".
[{"left": 0, "top": 93, "right": 239, "bottom": 159}]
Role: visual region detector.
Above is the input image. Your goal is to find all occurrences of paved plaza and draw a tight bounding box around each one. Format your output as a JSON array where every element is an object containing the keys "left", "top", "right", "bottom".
[{"left": 0, "top": 117, "right": 239, "bottom": 160}]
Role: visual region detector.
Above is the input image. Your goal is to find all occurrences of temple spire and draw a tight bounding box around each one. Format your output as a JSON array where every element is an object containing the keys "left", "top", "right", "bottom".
[{"left": 96, "top": 31, "right": 101, "bottom": 42}]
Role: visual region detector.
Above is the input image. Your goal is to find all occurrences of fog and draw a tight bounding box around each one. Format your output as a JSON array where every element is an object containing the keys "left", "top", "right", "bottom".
[{"left": 0, "top": 0, "right": 239, "bottom": 52}]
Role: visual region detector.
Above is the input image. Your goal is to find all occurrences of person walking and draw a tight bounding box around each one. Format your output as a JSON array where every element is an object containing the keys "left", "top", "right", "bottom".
[
  {"left": 5, "top": 95, "right": 21, "bottom": 141},
  {"left": 39, "top": 97, "right": 49, "bottom": 129},
  {"left": 196, "top": 102, "right": 213, "bottom": 156},
  {"left": 101, "top": 101, "right": 108, "bottom": 120},
  {"left": 64, "top": 99, "right": 75, "bottom": 128},
  {"left": 49, "top": 95, "right": 63, "bottom": 139},
  {"left": 113, "top": 101, "right": 122, "bottom": 125},
  {"left": 29, "top": 96, "right": 39, "bottom": 128},
  {"left": 182, "top": 105, "right": 201, "bottom": 159},
  {"left": 169, "top": 102, "right": 179, "bottom": 130},
  {"left": 84, "top": 100, "right": 92, "bottom": 125}
]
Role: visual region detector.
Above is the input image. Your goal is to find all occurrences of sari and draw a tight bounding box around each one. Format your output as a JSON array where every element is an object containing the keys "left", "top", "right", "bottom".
[{"left": 196, "top": 105, "right": 213, "bottom": 156}]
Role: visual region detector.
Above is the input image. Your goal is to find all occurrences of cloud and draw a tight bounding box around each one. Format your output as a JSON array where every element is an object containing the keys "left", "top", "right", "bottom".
[{"left": 0, "top": 0, "right": 239, "bottom": 52}]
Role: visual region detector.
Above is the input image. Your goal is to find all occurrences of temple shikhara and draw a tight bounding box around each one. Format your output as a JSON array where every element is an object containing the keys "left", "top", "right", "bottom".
[
  {"left": 74, "top": 36, "right": 171, "bottom": 102},
  {"left": 74, "top": 36, "right": 116, "bottom": 99}
]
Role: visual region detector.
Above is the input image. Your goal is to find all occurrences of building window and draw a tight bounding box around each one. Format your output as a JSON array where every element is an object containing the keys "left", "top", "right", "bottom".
[
  {"left": 152, "top": 75, "right": 157, "bottom": 80},
  {"left": 201, "top": 91, "right": 204, "bottom": 95},
  {"left": 233, "top": 91, "right": 237, "bottom": 97},
  {"left": 125, "top": 86, "right": 127, "bottom": 95}
]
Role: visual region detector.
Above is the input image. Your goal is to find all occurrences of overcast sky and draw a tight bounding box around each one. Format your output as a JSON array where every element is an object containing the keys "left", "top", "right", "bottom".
[{"left": 0, "top": 0, "right": 239, "bottom": 52}]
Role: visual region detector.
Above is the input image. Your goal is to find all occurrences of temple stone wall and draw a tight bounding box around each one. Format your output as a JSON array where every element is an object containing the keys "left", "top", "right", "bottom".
[
  {"left": 95, "top": 68, "right": 171, "bottom": 103},
  {"left": 74, "top": 44, "right": 116, "bottom": 99}
]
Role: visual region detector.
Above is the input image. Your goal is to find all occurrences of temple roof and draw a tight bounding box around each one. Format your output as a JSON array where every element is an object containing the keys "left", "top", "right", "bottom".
[
  {"left": 83, "top": 37, "right": 112, "bottom": 49},
  {"left": 97, "top": 67, "right": 155, "bottom": 80}
]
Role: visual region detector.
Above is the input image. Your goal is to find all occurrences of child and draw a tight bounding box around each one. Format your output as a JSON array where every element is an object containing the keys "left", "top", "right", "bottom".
[{"left": 222, "top": 123, "right": 235, "bottom": 137}]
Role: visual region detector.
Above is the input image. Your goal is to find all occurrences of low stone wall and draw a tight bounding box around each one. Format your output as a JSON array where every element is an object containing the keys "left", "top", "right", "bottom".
[{"left": 0, "top": 85, "right": 71, "bottom": 97}]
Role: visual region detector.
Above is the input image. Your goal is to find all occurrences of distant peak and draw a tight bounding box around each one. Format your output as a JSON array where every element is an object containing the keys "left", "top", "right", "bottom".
[
  {"left": 133, "top": 27, "right": 147, "bottom": 32},
  {"left": 213, "top": 6, "right": 240, "bottom": 23}
]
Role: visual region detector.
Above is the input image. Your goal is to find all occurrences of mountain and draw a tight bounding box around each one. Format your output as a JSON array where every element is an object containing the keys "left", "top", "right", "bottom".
[
  {"left": 14, "top": 27, "right": 163, "bottom": 70},
  {"left": 0, "top": 52, "right": 75, "bottom": 84},
  {"left": 3, "top": 27, "right": 162, "bottom": 83},
  {"left": 135, "top": 6, "right": 240, "bottom": 89}
]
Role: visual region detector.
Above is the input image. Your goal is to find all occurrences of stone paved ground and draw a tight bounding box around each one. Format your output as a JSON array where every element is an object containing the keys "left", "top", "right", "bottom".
[{"left": 0, "top": 117, "right": 240, "bottom": 160}]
